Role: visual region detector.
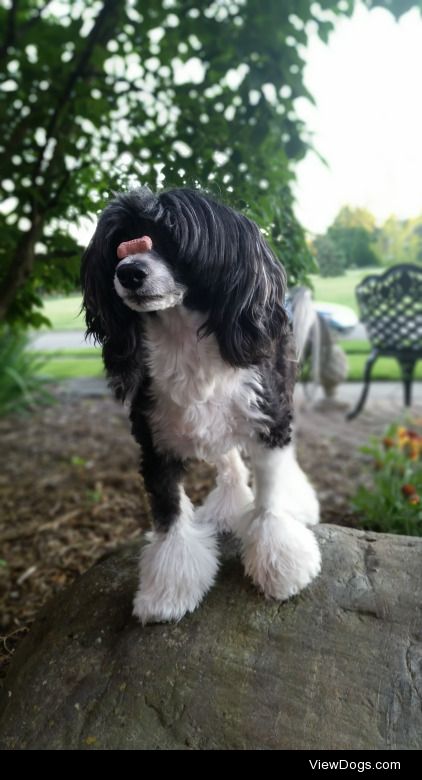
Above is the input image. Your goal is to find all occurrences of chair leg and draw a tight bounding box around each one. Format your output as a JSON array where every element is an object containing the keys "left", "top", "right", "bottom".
[
  {"left": 346, "top": 351, "right": 378, "bottom": 421},
  {"left": 398, "top": 357, "right": 416, "bottom": 407}
]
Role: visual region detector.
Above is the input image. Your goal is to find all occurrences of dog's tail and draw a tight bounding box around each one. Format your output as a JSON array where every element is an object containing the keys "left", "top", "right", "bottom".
[{"left": 289, "top": 287, "right": 320, "bottom": 384}]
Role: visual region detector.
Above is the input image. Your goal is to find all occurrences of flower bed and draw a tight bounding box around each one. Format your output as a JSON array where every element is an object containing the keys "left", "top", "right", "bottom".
[{"left": 353, "top": 421, "right": 422, "bottom": 535}]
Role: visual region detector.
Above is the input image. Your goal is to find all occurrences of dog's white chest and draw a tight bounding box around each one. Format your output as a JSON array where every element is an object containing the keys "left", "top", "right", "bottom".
[{"left": 144, "top": 309, "right": 264, "bottom": 460}]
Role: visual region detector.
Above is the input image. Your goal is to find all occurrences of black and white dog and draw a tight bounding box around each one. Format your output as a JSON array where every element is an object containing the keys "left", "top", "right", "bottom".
[{"left": 81, "top": 187, "right": 320, "bottom": 624}]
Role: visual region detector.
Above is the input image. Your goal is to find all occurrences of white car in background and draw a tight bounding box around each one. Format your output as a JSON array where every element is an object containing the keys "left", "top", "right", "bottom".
[{"left": 313, "top": 301, "right": 358, "bottom": 336}]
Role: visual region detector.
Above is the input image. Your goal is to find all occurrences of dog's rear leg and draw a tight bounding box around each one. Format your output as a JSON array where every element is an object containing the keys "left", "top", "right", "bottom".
[
  {"left": 132, "top": 438, "right": 218, "bottom": 624},
  {"left": 236, "top": 441, "right": 321, "bottom": 601},
  {"left": 195, "top": 449, "right": 253, "bottom": 532}
]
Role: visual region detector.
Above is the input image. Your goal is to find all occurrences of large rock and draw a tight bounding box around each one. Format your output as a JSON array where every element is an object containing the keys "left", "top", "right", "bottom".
[{"left": 1, "top": 525, "right": 422, "bottom": 750}]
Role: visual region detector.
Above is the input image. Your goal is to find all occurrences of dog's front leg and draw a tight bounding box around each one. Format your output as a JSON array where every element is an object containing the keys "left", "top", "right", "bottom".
[
  {"left": 195, "top": 449, "right": 253, "bottom": 532},
  {"left": 133, "top": 438, "right": 219, "bottom": 624},
  {"left": 236, "top": 441, "right": 321, "bottom": 601}
]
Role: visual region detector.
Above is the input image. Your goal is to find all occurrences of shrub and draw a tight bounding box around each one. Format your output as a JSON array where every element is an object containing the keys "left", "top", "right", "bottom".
[
  {"left": 353, "top": 422, "right": 422, "bottom": 536},
  {"left": 0, "top": 327, "right": 53, "bottom": 416}
]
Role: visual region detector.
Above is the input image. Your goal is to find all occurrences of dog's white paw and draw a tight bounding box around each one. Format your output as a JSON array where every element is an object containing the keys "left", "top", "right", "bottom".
[
  {"left": 240, "top": 510, "right": 321, "bottom": 601},
  {"left": 195, "top": 482, "right": 254, "bottom": 533},
  {"left": 133, "top": 521, "right": 219, "bottom": 624},
  {"left": 133, "top": 583, "right": 206, "bottom": 624}
]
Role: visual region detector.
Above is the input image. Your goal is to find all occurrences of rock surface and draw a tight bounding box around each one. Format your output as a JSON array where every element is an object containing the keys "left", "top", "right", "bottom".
[{"left": 1, "top": 525, "right": 422, "bottom": 750}]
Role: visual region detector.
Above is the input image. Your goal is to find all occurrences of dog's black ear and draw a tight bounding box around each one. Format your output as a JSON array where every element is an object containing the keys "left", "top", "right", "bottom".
[
  {"left": 158, "top": 189, "right": 289, "bottom": 368},
  {"left": 209, "top": 222, "right": 288, "bottom": 367},
  {"left": 81, "top": 234, "right": 107, "bottom": 345},
  {"left": 81, "top": 188, "right": 162, "bottom": 360},
  {"left": 80, "top": 222, "right": 138, "bottom": 357}
]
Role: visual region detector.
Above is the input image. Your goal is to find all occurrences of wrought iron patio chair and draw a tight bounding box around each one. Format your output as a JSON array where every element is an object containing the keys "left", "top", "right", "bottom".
[{"left": 347, "top": 263, "right": 422, "bottom": 420}]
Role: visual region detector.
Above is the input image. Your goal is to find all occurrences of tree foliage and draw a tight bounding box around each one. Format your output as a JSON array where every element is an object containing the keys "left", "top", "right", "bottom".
[
  {"left": 316, "top": 205, "right": 422, "bottom": 273},
  {"left": 375, "top": 213, "right": 422, "bottom": 265},
  {"left": 330, "top": 205, "right": 377, "bottom": 234},
  {"left": 327, "top": 206, "right": 381, "bottom": 269},
  {"left": 0, "top": 0, "right": 420, "bottom": 326},
  {"left": 313, "top": 234, "right": 346, "bottom": 277}
]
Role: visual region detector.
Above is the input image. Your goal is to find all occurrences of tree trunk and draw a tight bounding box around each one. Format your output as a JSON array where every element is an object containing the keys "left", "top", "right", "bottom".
[{"left": 0, "top": 214, "right": 44, "bottom": 322}]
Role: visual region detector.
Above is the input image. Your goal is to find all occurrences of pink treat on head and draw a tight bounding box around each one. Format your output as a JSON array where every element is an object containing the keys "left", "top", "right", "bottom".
[{"left": 117, "top": 235, "right": 153, "bottom": 259}]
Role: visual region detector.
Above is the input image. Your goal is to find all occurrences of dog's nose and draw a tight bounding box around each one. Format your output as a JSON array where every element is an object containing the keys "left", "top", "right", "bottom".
[{"left": 116, "top": 262, "right": 149, "bottom": 290}]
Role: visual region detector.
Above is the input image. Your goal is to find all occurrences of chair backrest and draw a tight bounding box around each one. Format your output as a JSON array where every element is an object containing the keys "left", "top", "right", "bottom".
[{"left": 355, "top": 264, "right": 422, "bottom": 352}]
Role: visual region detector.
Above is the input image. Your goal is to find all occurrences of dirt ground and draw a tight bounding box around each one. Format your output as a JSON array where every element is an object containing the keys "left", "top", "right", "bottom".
[{"left": 1, "top": 385, "right": 420, "bottom": 676}]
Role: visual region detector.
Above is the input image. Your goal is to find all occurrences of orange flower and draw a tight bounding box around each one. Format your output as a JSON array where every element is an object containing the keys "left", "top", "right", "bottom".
[
  {"left": 408, "top": 494, "right": 420, "bottom": 506},
  {"left": 401, "top": 483, "right": 417, "bottom": 497},
  {"left": 382, "top": 436, "right": 395, "bottom": 449},
  {"left": 395, "top": 426, "right": 422, "bottom": 459}
]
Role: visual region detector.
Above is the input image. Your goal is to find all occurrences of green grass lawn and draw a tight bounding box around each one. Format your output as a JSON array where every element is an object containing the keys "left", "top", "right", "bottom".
[
  {"left": 40, "top": 294, "right": 85, "bottom": 330},
  {"left": 345, "top": 354, "right": 422, "bottom": 381},
  {"left": 338, "top": 339, "right": 369, "bottom": 354},
  {"left": 33, "top": 345, "right": 422, "bottom": 382},
  {"left": 310, "top": 267, "right": 382, "bottom": 313},
  {"left": 35, "top": 349, "right": 103, "bottom": 380},
  {"left": 338, "top": 340, "right": 422, "bottom": 379},
  {"left": 39, "top": 357, "right": 104, "bottom": 380}
]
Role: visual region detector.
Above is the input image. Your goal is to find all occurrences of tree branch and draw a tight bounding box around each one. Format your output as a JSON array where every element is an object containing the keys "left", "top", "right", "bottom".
[
  {"left": 0, "top": 0, "right": 19, "bottom": 62},
  {"left": 0, "top": 213, "right": 44, "bottom": 321},
  {"left": 0, "top": 113, "right": 39, "bottom": 168},
  {"left": 42, "top": 249, "right": 81, "bottom": 261},
  {"left": 22, "top": 0, "right": 54, "bottom": 32},
  {"left": 44, "top": 159, "right": 91, "bottom": 210},
  {"left": 33, "top": 0, "right": 124, "bottom": 183},
  {"left": 0, "top": 2, "right": 60, "bottom": 66}
]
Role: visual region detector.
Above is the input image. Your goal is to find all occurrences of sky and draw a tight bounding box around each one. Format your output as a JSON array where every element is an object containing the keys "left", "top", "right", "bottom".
[{"left": 293, "top": 1, "right": 422, "bottom": 235}]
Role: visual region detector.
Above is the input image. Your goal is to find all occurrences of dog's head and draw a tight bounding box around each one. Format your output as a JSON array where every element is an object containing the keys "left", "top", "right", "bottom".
[{"left": 81, "top": 187, "right": 288, "bottom": 366}]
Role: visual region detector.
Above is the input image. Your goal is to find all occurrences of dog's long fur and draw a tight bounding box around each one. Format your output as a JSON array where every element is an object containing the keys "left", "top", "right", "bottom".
[{"left": 81, "top": 187, "right": 320, "bottom": 623}]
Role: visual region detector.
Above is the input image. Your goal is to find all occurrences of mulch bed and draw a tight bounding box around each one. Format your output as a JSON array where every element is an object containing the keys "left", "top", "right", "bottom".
[{"left": 1, "top": 387, "right": 419, "bottom": 676}]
